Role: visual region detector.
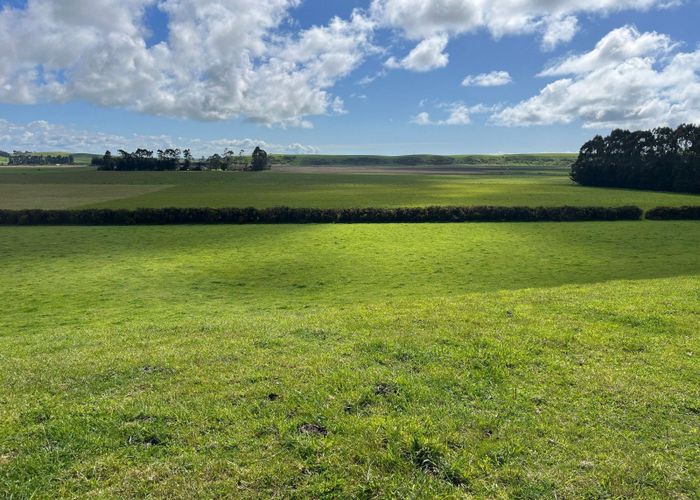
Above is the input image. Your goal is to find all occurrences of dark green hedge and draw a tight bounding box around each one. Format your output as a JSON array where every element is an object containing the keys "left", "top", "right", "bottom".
[
  {"left": 0, "top": 206, "right": 643, "bottom": 225},
  {"left": 646, "top": 206, "right": 700, "bottom": 220}
]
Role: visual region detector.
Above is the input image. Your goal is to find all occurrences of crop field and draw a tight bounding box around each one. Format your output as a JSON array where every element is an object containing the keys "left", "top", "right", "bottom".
[
  {"left": 1, "top": 164, "right": 699, "bottom": 497},
  {"left": 2, "top": 166, "right": 700, "bottom": 209}
]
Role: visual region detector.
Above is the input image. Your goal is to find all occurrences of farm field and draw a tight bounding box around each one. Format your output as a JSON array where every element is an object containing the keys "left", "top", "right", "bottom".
[
  {"left": 1, "top": 221, "right": 699, "bottom": 497},
  {"left": 2, "top": 166, "right": 700, "bottom": 209}
]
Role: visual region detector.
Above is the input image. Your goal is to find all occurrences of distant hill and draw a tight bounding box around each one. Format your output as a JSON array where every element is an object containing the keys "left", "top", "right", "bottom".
[
  {"left": 1, "top": 151, "right": 576, "bottom": 170},
  {"left": 0, "top": 151, "right": 97, "bottom": 166},
  {"left": 271, "top": 153, "right": 576, "bottom": 170}
]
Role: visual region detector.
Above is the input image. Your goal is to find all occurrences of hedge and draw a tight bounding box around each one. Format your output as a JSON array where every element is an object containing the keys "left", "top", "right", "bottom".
[
  {"left": 0, "top": 206, "right": 643, "bottom": 225},
  {"left": 645, "top": 206, "right": 700, "bottom": 220}
]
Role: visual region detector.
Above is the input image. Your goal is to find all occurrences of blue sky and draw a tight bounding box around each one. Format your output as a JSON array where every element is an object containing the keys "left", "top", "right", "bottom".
[{"left": 0, "top": 0, "right": 699, "bottom": 155}]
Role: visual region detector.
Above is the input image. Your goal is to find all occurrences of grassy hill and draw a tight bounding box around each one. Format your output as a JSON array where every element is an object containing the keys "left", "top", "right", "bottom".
[
  {"left": 1, "top": 222, "right": 699, "bottom": 497},
  {"left": 1, "top": 152, "right": 575, "bottom": 171},
  {"left": 1, "top": 162, "right": 698, "bottom": 497},
  {"left": 0, "top": 151, "right": 96, "bottom": 165},
  {"left": 272, "top": 153, "right": 577, "bottom": 170}
]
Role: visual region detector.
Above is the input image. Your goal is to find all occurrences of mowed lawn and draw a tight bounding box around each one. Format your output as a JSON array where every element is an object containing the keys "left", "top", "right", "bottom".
[
  {"left": 1, "top": 222, "right": 699, "bottom": 497},
  {"left": 2, "top": 167, "right": 700, "bottom": 209}
]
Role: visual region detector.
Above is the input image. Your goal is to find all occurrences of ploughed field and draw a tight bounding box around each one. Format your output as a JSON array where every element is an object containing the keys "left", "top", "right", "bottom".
[{"left": 0, "top": 165, "right": 699, "bottom": 497}]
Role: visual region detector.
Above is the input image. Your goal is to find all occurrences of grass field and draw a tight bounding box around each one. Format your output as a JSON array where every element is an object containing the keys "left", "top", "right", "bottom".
[
  {"left": 1, "top": 222, "right": 699, "bottom": 497},
  {"left": 1, "top": 167, "right": 700, "bottom": 209},
  {"left": 1, "top": 163, "right": 699, "bottom": 497},
  {"left": 273, "top": 153, "right": 577, "bottom": 170}
]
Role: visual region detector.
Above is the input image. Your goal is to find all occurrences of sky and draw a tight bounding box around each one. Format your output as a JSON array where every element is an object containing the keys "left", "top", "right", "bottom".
[{"left": 0, "top": 0, "right": 699, "bottom": 156}]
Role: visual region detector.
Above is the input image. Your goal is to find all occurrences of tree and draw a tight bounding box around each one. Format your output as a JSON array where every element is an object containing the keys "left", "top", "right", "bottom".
[
  {"left": 251, "top": 146, "right": 269, "bottom": 171},
  {"left": 182, "top": 149, "right": 192, "bottom": 170},
  {"left": 223, "top": 149, "right": 236, "bottom": 171},
  {"left": 103, "top": 150, "right": 113, "bottom": 170},
  {"left": 134, "top": 148, "right": 153, "bottom": 159},
  {"left": 571, "top": 124, "right": 700, "bottom": 194},
  {"left": 208, "top": 153, "right": 223, "bottom": 170}
]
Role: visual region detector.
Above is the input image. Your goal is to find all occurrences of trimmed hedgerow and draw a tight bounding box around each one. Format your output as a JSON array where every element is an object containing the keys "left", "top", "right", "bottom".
[
  {"left": 645, "top": 206, "right": 700, "bottom": 220},
  {"left": 0, "top": 206, "right": 643, "bottom": 225}
]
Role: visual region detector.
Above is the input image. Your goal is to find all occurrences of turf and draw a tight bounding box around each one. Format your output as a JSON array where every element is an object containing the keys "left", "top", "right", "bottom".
[
  {"left": 1, "top": 222, "right": 699, "bottom": 497},
  {"left": 1, "top": 168, "right": 699, "bottom": 209}
]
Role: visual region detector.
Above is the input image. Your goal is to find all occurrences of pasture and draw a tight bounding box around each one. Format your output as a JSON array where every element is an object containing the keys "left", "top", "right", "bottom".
[
  {"left": 0, "top": 164, "right": 699, "bottom": 497},
  {"left": 1, "top": 166, "right": 700, "bottom": 209}
]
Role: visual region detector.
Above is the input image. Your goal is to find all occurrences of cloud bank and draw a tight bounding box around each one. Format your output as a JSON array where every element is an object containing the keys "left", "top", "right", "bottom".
[
  {"left": 0, "top": 119, "right": 320, "bottom": 156},
  {"left": 495, "top": 26, "right": 700, "bottom": 129},
  {"left": 0, "top": 1, "right": 691, "bottom": 131},
  {"left": 0, "top": 0, "right": 374, "bottom": 127}
]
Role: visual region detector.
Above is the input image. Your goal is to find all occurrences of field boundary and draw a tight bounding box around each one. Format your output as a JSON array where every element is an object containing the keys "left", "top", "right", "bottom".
[
  {"left": 0, "top": 206, "right": 649, "bottom": 225},
  {"left": 645, "top": 206, "right": 700, "bottom": 220}
]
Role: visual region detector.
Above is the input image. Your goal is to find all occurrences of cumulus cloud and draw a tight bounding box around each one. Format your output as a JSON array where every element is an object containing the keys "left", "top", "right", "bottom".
[
  {"left": 0, "top": 119, "right": 320, "bottom": 155},
  {"left": 493, "top": 26, "right": 700, "bottom": 129},
  {"left": 371, "top": 0, "right": 670, "bottom": 47},
  {"left": 0, "top": 0, "right": 688, "bottom": 126},
  {"left": 0, "top": 0, "right": 374, "bottom": 126},
  {"left": 541, "top": 15, "right": 579, "bottom": 51},
  {"left": 411, "top": 103, "right": 494, "bottom": 125},
  {"left": 462, "top": 70, "right": 512, "bottom": 87},
  {"left": 539, "top": 25, "right": 676, "bottom": 76},
  {"left": 385, "top": 34, "right": 449, "bottom": 72}
]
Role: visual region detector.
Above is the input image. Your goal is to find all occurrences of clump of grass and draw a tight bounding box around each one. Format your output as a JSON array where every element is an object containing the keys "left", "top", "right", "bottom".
[{"left": 407, "top": 436, "right": 468, "bottom": 487}]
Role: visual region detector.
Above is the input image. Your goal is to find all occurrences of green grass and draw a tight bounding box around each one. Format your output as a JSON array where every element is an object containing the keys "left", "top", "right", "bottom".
[
  {"left": 1, "top": 222, "right": 699, "bottom": 497},
  {"left": 1, "top": 168, "right": 699, "bottom": 209},
  {"left": 274, "top": 153, "right": 577, "bottom": 170}
]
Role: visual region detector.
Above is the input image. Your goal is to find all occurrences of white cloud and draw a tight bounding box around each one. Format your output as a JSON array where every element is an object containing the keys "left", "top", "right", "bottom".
[
  {"left": 371, "top": 0, "right": 671, "bottom": 48},
  {"left": 539, "top": 25, "right": 676, "bottom": 76},
  {"left": 493, "top": 26, "right": 700, "bottom": 129},
  {"left": 411, "top": 111, "right": 433, "bottom": 125},
  {"left": 462, "top": 71, "right": 512, "bottom": 87},
  {"left": 0, "top": 119, "right": 320, "bottom": 155},
  {"left": 411, "top": 103, "right": 494, "bottom": 125},
  {"left": 541, "top": 15, "right": 579, "bottom": 51},
  {"left": 0, "top": 0, "right": 375, "bottom": 126},
  {"left": 385, "top": 34, "right": 449, "bottom": 72}
]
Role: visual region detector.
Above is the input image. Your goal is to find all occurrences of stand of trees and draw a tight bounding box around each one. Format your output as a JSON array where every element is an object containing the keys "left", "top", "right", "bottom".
[
  {"left": 8, "top": 152, "right": 75, "bottom": 166},
  {"left": 571, "top": 124, "right": 700, "bottom": 193},
  {"left": 92, "top": 147, "right": 270, "bottom": 171}
]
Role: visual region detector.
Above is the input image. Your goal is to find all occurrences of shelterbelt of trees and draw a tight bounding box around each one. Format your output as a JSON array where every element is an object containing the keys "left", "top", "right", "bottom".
[
  {"left": 571, "top": 124, "right": 700, "bottom": 194},
  {"left": 7, "top": 151, "right": 75, "bottom": 165},
  {"left": 92, "top": 147, "right": 269, "bottom": 171}
]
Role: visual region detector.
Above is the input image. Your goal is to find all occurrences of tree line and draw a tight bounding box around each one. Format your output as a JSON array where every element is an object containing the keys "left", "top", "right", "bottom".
[
  {"left": 0, "top": 205, "right": 644, "bottom": 225},
  {"left": 571, "top": 124, "right": 700, "bottom": 193},
  {"left": 8, "top": 152, "right": 75, "bottom": 166},
  {"left": 92, "top": 147, "right": 269, "bottom": 171}
]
